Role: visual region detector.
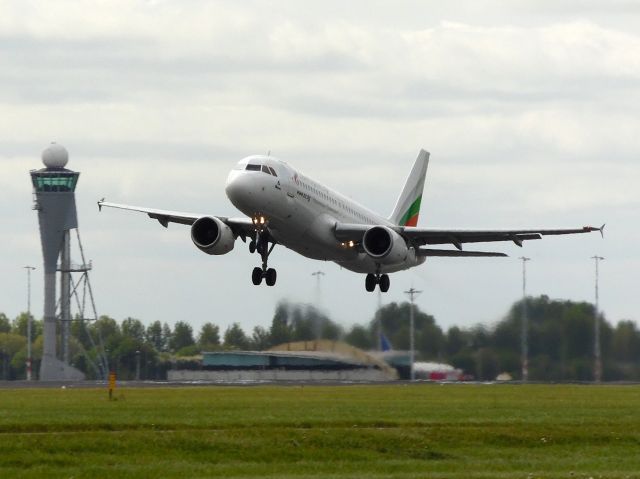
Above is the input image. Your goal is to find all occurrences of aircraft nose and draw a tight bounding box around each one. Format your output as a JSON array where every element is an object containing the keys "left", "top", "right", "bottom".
[{"left": 225, "top": 171, "right": 254, "bottom": 207}]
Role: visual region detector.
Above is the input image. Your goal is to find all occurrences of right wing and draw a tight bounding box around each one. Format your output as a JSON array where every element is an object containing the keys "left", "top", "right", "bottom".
[
  {"left": 97, "top": 200, "right": 255, "bottom": 238},
  {"left": 335, "top": 223, "right": 604, "bottom": 249}
]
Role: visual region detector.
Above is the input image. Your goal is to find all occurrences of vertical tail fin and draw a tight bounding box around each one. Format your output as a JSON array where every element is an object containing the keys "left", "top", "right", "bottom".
[{"left": 388, "top": 149, "right": 430, "bottom": 227}]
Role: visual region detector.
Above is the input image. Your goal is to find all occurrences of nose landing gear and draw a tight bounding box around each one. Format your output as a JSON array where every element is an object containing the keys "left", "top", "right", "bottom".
[
  {"left": 365, "top": 273, "right": 390, "bottom": 292},
  {"left": 250, "top": 214, "right": 277, "bottom": 286}
]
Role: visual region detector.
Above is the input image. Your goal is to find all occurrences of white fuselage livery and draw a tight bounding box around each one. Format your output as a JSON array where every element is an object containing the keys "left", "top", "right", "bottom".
[{"left": 225, "top": 155, "right": 424, "bottom": 274}]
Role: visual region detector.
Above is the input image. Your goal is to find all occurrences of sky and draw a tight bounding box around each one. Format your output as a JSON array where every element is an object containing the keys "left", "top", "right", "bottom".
[{"left": 1, "top": 0, "right": 638, "bottom": 336}]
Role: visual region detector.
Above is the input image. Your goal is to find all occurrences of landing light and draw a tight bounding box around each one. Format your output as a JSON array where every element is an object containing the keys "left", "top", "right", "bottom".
[{"left": 252, "top": 214, "right": 268, "bottom": 228}]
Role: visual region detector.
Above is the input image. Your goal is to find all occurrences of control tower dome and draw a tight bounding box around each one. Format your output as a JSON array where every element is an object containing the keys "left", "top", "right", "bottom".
[{"left": 42, "top": 143, "right": 69, "bottom": 169}]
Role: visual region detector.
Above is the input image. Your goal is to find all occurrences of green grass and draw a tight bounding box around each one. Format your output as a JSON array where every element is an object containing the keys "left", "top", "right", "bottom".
[{"left": 0, "top": 384, "right": 639, "bottom": 478}]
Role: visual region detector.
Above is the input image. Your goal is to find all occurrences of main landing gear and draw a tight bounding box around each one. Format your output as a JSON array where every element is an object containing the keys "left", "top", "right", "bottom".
[
  {"left": 250, "top": 214, "right": 277, "bottom": 286},
  {"left": 365, "top": 273, "right": 390, "bottom": 293}
]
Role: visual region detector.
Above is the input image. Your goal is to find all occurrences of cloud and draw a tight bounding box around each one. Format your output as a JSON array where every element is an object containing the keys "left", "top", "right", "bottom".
[{"left": 0, "top": 2, "right": 637, "bottom": 330}]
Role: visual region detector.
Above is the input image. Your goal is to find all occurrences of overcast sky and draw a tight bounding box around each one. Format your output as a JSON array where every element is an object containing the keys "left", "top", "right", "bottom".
[{"left": 1, "top": 1, "right": 638, "bottom": 336}]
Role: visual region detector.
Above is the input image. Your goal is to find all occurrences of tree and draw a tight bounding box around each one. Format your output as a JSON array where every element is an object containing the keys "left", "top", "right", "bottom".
[
  {"left": 269, "top": 302, "right": 292, "bottom": 346},
  {"left": 198, "top": 323, "right": 220, "bottom": 350},
  {"left": 612, "top": 320, "right": 640, "bottom": 363},
  {"left": 370, "top": 302, "right": 443, "bottom": 359},
  {"left": 344, "top": 325, "right": 372, "bottom": 350},
  {"left": 321, "top": 320, "right": 342, "bottom": 341},
  {"left": 289, "top": 306, "right": 312, "bottom": 341},
  {"left": 250, "top": 326, "right": 270, "bottom": 350},
  {"left": 0, "top": 313, "right": 11, "bottom": 333},
  {"left": 170, "top": 321, "right": 195, "bottom": 351},
  {"left": 146, "top": 321, "right": 164, "bottom": 351},
  {"left": 11, "top": 312, "right": 41, "bottom": 341},
  {"left": 224, "top": 323, "right": 249, "bottom": 350},
  {"left": 89, "top": 316, "right": 122, "bottom": 366},
  {"left": 0, "top": 333, "right": 26, "bottom": 380},
  {"left": 161, "top": 323, "right": 173, "bottom": 352},
  {"left": 121, "top": 318, "right": 145, "bottom": 344},
  {"left": 445, "top": 326, "right": 467, "bottom": 357}
]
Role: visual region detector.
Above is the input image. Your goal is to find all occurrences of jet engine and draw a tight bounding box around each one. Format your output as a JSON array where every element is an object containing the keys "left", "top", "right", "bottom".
[
  {"left": 362, "top": 226, "right": 409, "bottom": 265},
  {"left": 191, "top": 216, "right": 235, "bottom": 255}
]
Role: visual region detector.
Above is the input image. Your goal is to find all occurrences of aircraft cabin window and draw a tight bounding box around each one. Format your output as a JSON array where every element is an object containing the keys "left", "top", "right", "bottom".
[{"left": 246, "top": 164, "right": 261, "bottom": 171}]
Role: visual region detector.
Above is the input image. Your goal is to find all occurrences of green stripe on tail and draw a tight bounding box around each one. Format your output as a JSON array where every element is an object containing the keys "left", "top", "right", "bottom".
[{"left": 399, "top": 195, "right": 422, "bottom": 226}]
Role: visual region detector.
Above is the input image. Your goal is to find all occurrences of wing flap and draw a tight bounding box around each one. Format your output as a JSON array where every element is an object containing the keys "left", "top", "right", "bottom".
[{"left": 417, "top": 248, "right": 508, "bottom": 257}]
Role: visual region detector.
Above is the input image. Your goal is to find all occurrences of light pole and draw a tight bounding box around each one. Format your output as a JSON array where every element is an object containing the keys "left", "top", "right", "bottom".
[
  {"left": 592, "top": 256, "right": 604, "bottom": 383},
  {"left": 404, "top": 287, "right": 422, "bottom": 381},
  {"left": 24, "top": 266, "right": 36, "bottom": 381},
  {"left": 135, "top": 350, "right": 141, "bottom": 381},
  {"left": 519, "top": 257, "right": 530, "bottom": 382},
  {"left": 311, "top": 271, "right": 325, "bottom": 339}
]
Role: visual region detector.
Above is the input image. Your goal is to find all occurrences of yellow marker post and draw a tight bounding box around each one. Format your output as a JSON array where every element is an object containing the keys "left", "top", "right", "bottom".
[{"left": 108, "top": 371, "right": 116, "bottom": 400}]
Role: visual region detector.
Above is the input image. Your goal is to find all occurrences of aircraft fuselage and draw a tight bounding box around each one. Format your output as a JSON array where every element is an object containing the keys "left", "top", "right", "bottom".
[{"left": 225, "top": 155, "right": 424, "bottom": 274}]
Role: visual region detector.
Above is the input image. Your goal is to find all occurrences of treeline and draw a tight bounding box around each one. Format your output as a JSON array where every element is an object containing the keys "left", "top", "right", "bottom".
[
  {"left": 0, "top": 302, "right": 339, "bottom": 380},
  {"left": 349, "top": 296, "right": 640, "bottom": 381},
  {"left": 1, "top": 295, "right": 639, "bottom": 381}
]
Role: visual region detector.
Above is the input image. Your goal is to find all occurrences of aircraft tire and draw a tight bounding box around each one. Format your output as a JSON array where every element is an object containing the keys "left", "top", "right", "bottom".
[
  {"left": 379, "top": 274, "right": 390, "bottom": 293},
  {"left": 365, "top": 273, "right": 376, "bottom": 292},
  {"left": 252, "top": 267, "right": 263, "bottom": 285},
  {"left": 265, "top": 268, "right": 277, "bottom": 286}
]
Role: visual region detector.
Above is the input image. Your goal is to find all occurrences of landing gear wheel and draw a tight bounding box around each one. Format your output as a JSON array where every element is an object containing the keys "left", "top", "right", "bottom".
[
  {"left": 249, "top": 240, "right": 256, "bottom": 254},
  {"left": 265, "top": 268, "right": 277, "bottom": 286},
  {"left": 379, "top": 274, "right": 390, "bottom": 293},
  {"left": 365, "top": 273, "right": 377, "bottom": 292},
  {"left": 251, "top": 267, "right": 263, "bottom": 285}
]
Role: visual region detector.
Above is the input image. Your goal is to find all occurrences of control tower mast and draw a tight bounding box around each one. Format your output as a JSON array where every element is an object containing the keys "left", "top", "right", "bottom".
[{"left": 30, "top": 143, "right": 87, "bottom": 381}]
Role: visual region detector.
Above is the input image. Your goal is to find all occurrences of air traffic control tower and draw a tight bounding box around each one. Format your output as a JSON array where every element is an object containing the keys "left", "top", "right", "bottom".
[{"left": 30, "top": 143, "right": 85, "bottom": 381}]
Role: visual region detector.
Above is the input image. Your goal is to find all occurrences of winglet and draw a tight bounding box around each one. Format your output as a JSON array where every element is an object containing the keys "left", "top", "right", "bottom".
[
  {"left": 599, "top": 223, "right": 606, "bottom": 239},
  {"left": 98, "top": 198, "right": 105, "bottom": 212}
]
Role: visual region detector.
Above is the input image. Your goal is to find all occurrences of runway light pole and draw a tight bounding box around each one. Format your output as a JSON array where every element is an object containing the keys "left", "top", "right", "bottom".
[
  {"left": 592, "top": 255, "right": 604, "bottom": 383},
  {"left": 135, "top": 350, "right": 141, "bottom": 381},
  {"left": 24, "top": 266, "right": 36, "bottom": 381},
  {"left": 311, "top": 271, "right": 325, "bottom": 339},
  {"left": 404, "top": 287, "right": 422, "bottom": 381},
  {"left": 519, "top": 257, "right": 530, "bottom": 382}
]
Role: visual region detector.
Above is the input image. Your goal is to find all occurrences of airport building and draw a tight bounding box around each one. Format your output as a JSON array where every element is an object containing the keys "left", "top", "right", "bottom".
[{"left": 168, "top": 340, "right": 398, "bottom": 382}]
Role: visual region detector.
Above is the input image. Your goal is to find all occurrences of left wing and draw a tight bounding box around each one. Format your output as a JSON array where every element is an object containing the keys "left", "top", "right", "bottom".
[
  {"left": 97, "top": 200, "right": 255, "bottom": 237},
  {"left": 335, "top": 223, "right": 605, "bottom": 250}
]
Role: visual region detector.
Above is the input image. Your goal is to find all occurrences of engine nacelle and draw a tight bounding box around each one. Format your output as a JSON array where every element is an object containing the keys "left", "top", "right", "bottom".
[
  {"left": 362, "top": 226, "right": 409, "bottom": 265},
  {"left": 191, "top": 216, "right": 235, "bottom": 255}
]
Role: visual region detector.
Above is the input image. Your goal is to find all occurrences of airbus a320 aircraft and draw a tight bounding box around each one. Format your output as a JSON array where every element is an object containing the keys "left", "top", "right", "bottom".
[{"left": 98, "top": 150, "right": 603, "bottom": 292}]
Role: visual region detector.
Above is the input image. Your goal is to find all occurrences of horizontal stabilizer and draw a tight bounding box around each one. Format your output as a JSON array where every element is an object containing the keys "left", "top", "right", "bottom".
[{"left": 417, "top": 248, "right": 508, "bottom": 257}]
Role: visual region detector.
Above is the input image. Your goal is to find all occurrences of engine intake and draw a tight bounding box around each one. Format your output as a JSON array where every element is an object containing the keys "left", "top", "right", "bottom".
[
  {"left": 191, "top": 216, "right": 235, "bottom": 255},
  {"left": 362, "top": 226, "right": 408, "bottom": 264}
]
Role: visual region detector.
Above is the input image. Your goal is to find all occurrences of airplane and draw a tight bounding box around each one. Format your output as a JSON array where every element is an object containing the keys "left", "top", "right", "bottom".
[{"left": 98, "top": 149, "right": 603, "bottom": 292}]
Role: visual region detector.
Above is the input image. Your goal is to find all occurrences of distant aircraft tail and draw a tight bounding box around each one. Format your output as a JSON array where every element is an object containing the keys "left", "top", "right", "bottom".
[
  {"left": 388, "top": 149, "right": 430, "bottom": 227},
  {"left": 380, "top": 332, "right": 393, "bottom": 352}
]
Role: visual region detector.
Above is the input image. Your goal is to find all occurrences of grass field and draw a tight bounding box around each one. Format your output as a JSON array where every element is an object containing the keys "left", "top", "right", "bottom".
[{"left": 0, "top": 384, "right": 639, "bottom": 478}]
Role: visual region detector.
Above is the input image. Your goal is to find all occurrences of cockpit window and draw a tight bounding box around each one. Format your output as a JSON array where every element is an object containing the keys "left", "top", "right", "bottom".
[
  {"left": 261, "top": 165, "right": 271, "bottom": 174},
  {"left": 268, "top": 166, "right": 277, "bottom": 177},
  {"left": 246, "top": 164, "right": 261, "bottom": 171}
]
